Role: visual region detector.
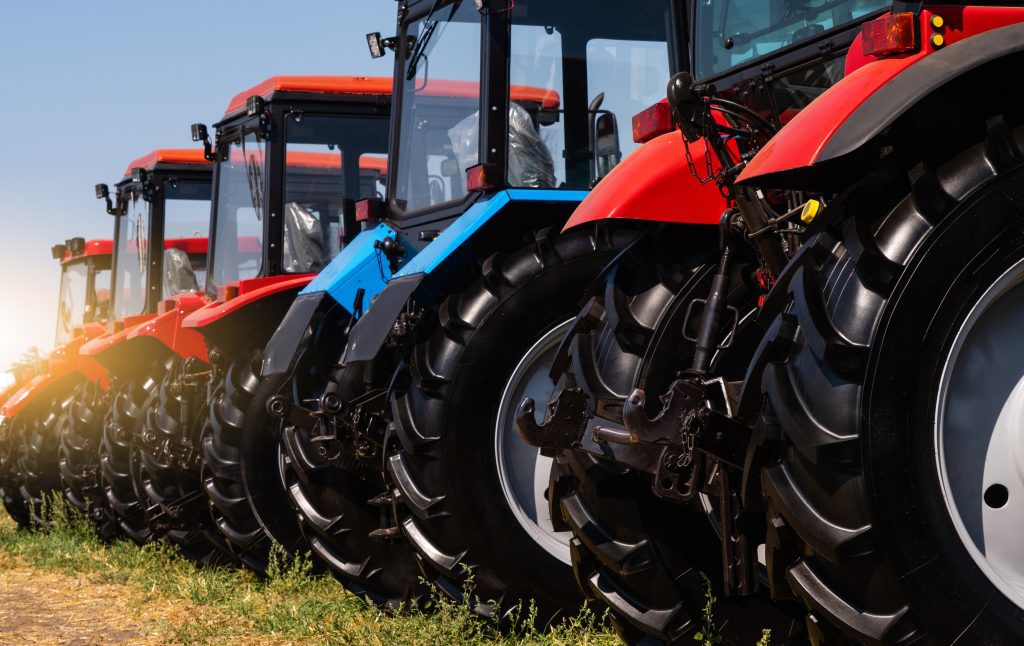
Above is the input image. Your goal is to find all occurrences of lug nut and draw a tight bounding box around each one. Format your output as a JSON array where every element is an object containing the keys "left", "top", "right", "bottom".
[
  {"left": 320, "top": 392, "right": 343, "bottom": 415},
  {"left": 266, "top": 395, "right": 290, "bottom": 418}
]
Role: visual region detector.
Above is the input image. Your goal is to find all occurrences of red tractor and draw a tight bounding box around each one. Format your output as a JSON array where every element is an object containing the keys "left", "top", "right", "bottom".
[
  {"left": 0, "top": 237, "right": 112, "bottom": 528},
  {"left": 73, "top": 150, "right": 215, "bottom": 558},
  {"left": 520, "top": 1, "right": 1024, "bottom": 643},
  {"left": 182, "top": 76, "right": 391, "bottom": 574}
]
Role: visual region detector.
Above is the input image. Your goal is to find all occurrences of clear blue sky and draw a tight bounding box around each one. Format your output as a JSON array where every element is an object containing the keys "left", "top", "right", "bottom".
[{"left": 0, "top": 1, "right": 396, "bottom": 372}]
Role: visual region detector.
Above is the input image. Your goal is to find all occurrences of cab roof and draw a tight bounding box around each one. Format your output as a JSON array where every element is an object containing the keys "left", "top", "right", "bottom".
[
  {"left": 123, "top": 149, "right": 212, "bottom": 178},
  {"left": 222, "top": 75, "right": 560, "bottom": 117},
  {"left": 224, "top": 76, "right": 394, "bottom": 117},
  {"left": 62, "top": 239, "right": 113, "bottom": 265}
]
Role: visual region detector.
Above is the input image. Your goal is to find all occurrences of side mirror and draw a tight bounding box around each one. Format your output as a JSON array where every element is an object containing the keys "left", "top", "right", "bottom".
[
  {"left": 95, "top": 182, "right": 126, "bottom": 216},
  {"left": 191, "top": 122, "right": 216, "bottom": 161},
  {"left": 591, "top": 112, "right": 621, "bottom": 181}
]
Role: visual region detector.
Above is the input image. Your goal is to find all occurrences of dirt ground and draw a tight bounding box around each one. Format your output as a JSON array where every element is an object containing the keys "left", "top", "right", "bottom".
[{"left": 0, "top": 567, "right": 175, "bottom": 645}]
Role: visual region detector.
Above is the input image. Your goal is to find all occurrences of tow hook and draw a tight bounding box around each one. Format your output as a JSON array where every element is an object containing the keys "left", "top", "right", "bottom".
[{"left": 515, "top": 387, "right": 591, "bottom": 456}]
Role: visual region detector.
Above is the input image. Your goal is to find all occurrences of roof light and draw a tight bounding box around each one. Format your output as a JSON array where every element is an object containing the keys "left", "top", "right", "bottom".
[
  {"left": 466, "top": 163, "right": 499, "bottom": 192},
  {"left": 246, "top": 95, "right": 266, "bottom": 117},
  {"left": 861, "top": 12, "right": 917, "bottom": 57},
  {"left": 130, "top": 167, "right": 147, "bottom": 184},
  {"left": 632, "top": 101, "right": 674, "bottom": 144},
  {"left": 51, "top": 244, "right": 67, "bottom": 260},
  {"left": 355, "top": 198, "right": 384, "bottom": 224},
  {"left": 68, "top": 237, "right": 86, "bottom": 256}
]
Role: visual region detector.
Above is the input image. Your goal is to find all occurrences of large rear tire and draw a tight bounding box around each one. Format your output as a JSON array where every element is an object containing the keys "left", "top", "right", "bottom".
[
  {"left": 757, "top": 118, "right": 1024, "bottom": 643},
  {"left": 388, "top": 226, "right": 627, "bottom": 621},
  {"left": 136, "top": 357, "right": 233, "bottom": 566},
  {"left": 59, "top": 380, "right": 119, "bottom": 540},
  {"left": 555, "top": 230, "right": 801, "bottom": 643},
  {"left": 99, "top": 367, "right": 165, "bottom": 545},
  {"left": 16, "top": 395, "right": 66, "bottom": 529},
  {"left": 281, "top": 327, "right": 426, "bottom": 608},
  {"left": 203, "top": 350, "right": 307, "bottom": 573}
]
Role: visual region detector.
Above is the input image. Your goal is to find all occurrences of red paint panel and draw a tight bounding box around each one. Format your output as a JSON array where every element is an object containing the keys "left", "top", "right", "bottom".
[
  {"left": 127, "top": 293, "right": 210, "bottom": 362},
  {"left": 740, "top": 6, "right": 1024, "bottom": 184},
  {"left": 563, "top": 131, "right": 726, "bottom": 231},
  {"left": 123, "top": 149, "right": 211, "bottom": 177},
  {"left": 182, "top": 275, "right": 314, "bottom": 331},
  {"left": 1, "top": 331, "right": 108, "bottom": 418},
  {"left": 80, "top": 314, "right": 157, "bottom": 358}
]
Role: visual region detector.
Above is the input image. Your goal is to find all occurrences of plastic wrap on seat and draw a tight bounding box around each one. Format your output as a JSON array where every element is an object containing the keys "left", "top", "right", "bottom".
[
  {"left": 447, "top": 102, "right": 556, "bottom": 190},
  {"left": 163, "top": 248, "right": 200, "bottom": 297},
  {"left": 508, "top": 101, "right": 555, "bottom": 188},
  {"left": 282, "top": 202, "right": 326, "bottom": 273}
]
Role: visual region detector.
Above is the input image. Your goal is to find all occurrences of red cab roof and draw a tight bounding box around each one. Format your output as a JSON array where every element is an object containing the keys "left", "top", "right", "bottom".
[
  {"left": 123, "top": 149, "right": 211, "bottom": 178},
  {"left": 223, "top": 75, "right": 560, "bottom": 117},
  {"left": 62, "top": 239, "right": 113, "bottom": 265},
  {"left": 225, "top": 76, "right": 394, "bottom": 116}
]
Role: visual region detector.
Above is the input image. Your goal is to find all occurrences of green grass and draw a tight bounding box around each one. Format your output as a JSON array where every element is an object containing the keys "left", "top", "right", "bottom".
[{"left": 0, "top": 499, "right": 620, "bottom": 645}]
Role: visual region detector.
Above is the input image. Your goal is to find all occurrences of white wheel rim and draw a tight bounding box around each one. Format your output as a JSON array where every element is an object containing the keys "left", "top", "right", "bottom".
[
  {"left": 937, "top": 257, "right": 1024, "bottom": 608},
  {"left": 494, "top": 319, "right": 574, "bottom": 565}
]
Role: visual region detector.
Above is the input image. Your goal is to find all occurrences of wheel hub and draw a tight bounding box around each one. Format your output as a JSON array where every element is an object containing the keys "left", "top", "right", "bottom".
[
  {"left": 938, "top": 258, "right": 1024, "bottom": 607},
  {"left": 495, "top": 319, "right": 574, "bottom": 565}
]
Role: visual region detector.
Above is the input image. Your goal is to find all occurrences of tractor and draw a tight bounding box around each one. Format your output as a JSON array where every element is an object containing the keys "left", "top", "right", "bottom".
[
  {"left": 181, "top": 76, "right": 391, "bottom": 575},
  {"left": 255, "top": 0, "right": 685, "bottom": 619},
  {"left": 519, "top": 0, "right": 1024, "bottom": 643},
  {"left": 0, "top": 236, "right": 111, "bottom": 529},
  {"left": 74, "top": 150, "right": 215, "bottom": 558}
]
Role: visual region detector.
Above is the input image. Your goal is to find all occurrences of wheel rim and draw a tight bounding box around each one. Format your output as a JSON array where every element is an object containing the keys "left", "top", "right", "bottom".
[
  {"left": 937, "top": 257, "right": 1024, "bottom": 609},
  {"left": 495, "top": 318, "right": 573, "bottom": 565}
]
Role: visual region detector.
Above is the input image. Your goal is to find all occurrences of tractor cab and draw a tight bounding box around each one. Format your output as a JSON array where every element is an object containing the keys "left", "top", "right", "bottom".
[
  {"left": 197, "top": 76, "right": 390, "bottom": 295},
  {"left": 182, "top": 76, "right": 391, "bottom": 356},
  {"left": 51, "top": 237, "right": 113, "bottom": 347},
  {"left": 81, "top": 150, "right": 212, "bottom": 375},
  {"left": 96, "top": 150, "right": 212, "bottom": 331},
  {"left": 378, "top": 0, "right": 683, "bottom": 232}
]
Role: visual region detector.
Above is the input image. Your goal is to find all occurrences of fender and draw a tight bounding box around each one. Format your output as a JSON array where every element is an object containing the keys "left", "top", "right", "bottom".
[
  {"left": 1, "top": 332, "right": 107, "bottom": 419},
  {"left": 563, "top": 131, "right": 724, "bottom": 232},
  {"left": 342, "top": 189, "right": 588, "bottom": 363},
  {"left": 80, "top": 314, "right": 161, "bottom": 379},
  {"left": 739, "top": 8, "right": 1024, "bottom": 189},
  {"left": 128, "top": 294, "right": 209, "bottom": 363},
  {"left": 182, "top": 275, "right": 317, "bottom": 359},
  {"left": 300, "top": 222, "right": 415, "bottom": 311}
]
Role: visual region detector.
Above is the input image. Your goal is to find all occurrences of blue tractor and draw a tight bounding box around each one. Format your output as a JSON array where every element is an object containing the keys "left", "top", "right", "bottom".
[{"left": 254, "top": 0, "right": 684, "bottom": 617}]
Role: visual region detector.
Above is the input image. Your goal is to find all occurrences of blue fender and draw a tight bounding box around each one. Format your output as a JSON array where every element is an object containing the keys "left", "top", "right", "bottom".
[
  {"left": 299, "top": 222, "right": 416, "bottom": 313},
  {"left": 341, "top": 189, "right": 588, "bottom": 363}
]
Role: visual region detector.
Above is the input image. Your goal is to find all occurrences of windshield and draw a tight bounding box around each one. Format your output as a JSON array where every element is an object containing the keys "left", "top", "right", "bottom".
[
  {"left": 55, "top": 260, "right": 89, "bottom": 345},
  {"left": 93, "top": 267, "right": 111, "bottom": 324},
  {"left": 163, "top": 180, "right": 211, "bottom": 297},
  {"left": 394, "top": 1, "right": 481, "bottom": 215},
  {"left": 112, "top": 191, "right": 150, "bottom": 319},
  {"left": 209, "top": 132, "right": 265, "bottom": 292},
  {"left": 694, "top": 0, "right": 888, "bottom": 78},
  {"left": 283, "top": 114, "right": 389, "bottom": 273},
  {"left": 508, "top": 0, "right": 673, "bottom": 188}
]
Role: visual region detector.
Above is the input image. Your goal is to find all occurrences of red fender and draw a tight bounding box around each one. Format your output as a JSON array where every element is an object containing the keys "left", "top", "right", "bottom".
[
  {"left": 739, "top": 6, "right": 1024, "bottom": 188},
  {"left": 563, "top": 131, "right": 725, "bottom": 231},
  {"left": 182, "top": 275, "right": 315, "bottom": 331},
  {"left": 1, "top": 330, "right": 108, "bottom": 418},
  {"left": 127, "top": 293, "right": 210, "bottom": 362}
]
